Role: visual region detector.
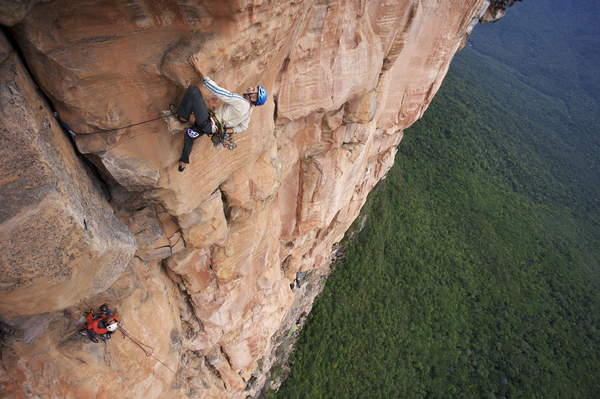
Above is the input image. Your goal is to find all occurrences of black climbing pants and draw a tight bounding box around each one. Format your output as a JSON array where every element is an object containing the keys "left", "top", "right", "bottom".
[{"left": 178, "top": 86, "right": 213, "bottom": 164}]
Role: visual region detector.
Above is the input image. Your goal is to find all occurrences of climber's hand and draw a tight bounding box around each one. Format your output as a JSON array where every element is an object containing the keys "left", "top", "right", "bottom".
[{"left": 188, "top": 54, "right": 205, "bottom": 80}]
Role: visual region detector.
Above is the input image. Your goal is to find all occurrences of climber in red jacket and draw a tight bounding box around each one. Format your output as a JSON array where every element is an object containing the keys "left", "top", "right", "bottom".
[{"left": 80, "top": 304, "right": 119, "bottom": 342}]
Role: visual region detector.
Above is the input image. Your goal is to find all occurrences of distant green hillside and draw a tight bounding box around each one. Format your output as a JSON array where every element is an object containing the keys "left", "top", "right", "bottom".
[
  {"left": 468, "top": 0, "right": 600, "bottom": 219},
  {"left": 272, "top": 1, "right": 600, "bottom": 398}
]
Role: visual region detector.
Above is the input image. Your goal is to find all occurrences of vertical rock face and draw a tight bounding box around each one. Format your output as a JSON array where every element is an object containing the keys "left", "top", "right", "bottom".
[
  {"left": 0, "top": 0, "right": 515, "bottom": 398},
  {"left": 0, "top": 33, "right": 136, "bottom": 320}
]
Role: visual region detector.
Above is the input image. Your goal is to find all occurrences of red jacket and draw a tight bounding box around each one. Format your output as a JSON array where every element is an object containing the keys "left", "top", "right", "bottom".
[{"left": 86, "top": 313, "right": 119, "bottom": 335}]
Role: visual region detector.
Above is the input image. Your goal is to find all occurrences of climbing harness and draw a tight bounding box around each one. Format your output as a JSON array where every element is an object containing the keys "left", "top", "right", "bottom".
[
  {"left": 53, "top": 111, "right": 174, "bottom": 136},
  {"left": 207, "top": 108, "right": 245, "bottom": 150}
]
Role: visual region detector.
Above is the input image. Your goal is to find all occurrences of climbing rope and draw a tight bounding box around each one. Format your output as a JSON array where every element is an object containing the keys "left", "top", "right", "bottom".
[
  {"left": 116, "top": 326, "right": 153, "bottom": 356},
  {"left": 62, "top": 309, "right": 87, "bottom": 328},
  {"left": 53, "top": 112, "right": 174, "bottom": 136},
  {"left": 117, "top": 325, "right": 188, "bottom": 380}
]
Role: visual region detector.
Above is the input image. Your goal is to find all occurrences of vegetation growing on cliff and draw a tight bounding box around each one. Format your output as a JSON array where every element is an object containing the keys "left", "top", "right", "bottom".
[{"left": 273, "top": 1, "right": 600, "bottom": 397}]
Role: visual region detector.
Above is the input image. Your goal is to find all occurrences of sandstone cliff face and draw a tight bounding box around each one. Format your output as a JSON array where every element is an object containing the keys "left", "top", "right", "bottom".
[{"left": 0, "top": 1, "right": 513, "bottom": 398}]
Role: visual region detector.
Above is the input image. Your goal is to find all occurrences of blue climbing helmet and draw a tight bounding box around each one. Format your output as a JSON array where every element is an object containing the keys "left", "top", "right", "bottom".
[{"left": 256, "top": 86, "right": 267, "bottom": 106}]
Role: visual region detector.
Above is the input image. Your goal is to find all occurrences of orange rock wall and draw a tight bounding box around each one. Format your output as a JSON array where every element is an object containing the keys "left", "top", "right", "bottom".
[{"left": 0, "top": 0, "right": 509, "bottom": 398}]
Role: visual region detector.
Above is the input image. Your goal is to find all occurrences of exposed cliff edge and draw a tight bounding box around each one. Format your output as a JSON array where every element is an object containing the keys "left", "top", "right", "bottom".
[{"left": 0, "top": 1, "right": 517, "bottom": 398}]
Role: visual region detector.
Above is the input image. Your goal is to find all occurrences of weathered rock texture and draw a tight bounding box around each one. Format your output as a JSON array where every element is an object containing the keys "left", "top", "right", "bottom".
[
  {"left": 0, "top": 0, "right": 517, "bottom": 398},
  {"left": 0, "top": 33, "right": 137, "bottom": 320}
]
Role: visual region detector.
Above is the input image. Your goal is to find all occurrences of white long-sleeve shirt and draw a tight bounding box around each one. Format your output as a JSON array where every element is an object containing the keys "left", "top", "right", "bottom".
[{"left": 203, "top": 77, "right": 253, "bottom": 134}]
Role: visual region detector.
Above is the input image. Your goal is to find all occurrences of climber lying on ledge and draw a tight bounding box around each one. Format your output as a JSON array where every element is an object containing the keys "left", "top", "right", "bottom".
[
  {"left": 171, "top": 54, "right": 267, "bottom": 172},
  {"left": 79, "top": 304, "right": 119, "bottom": 343}
]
